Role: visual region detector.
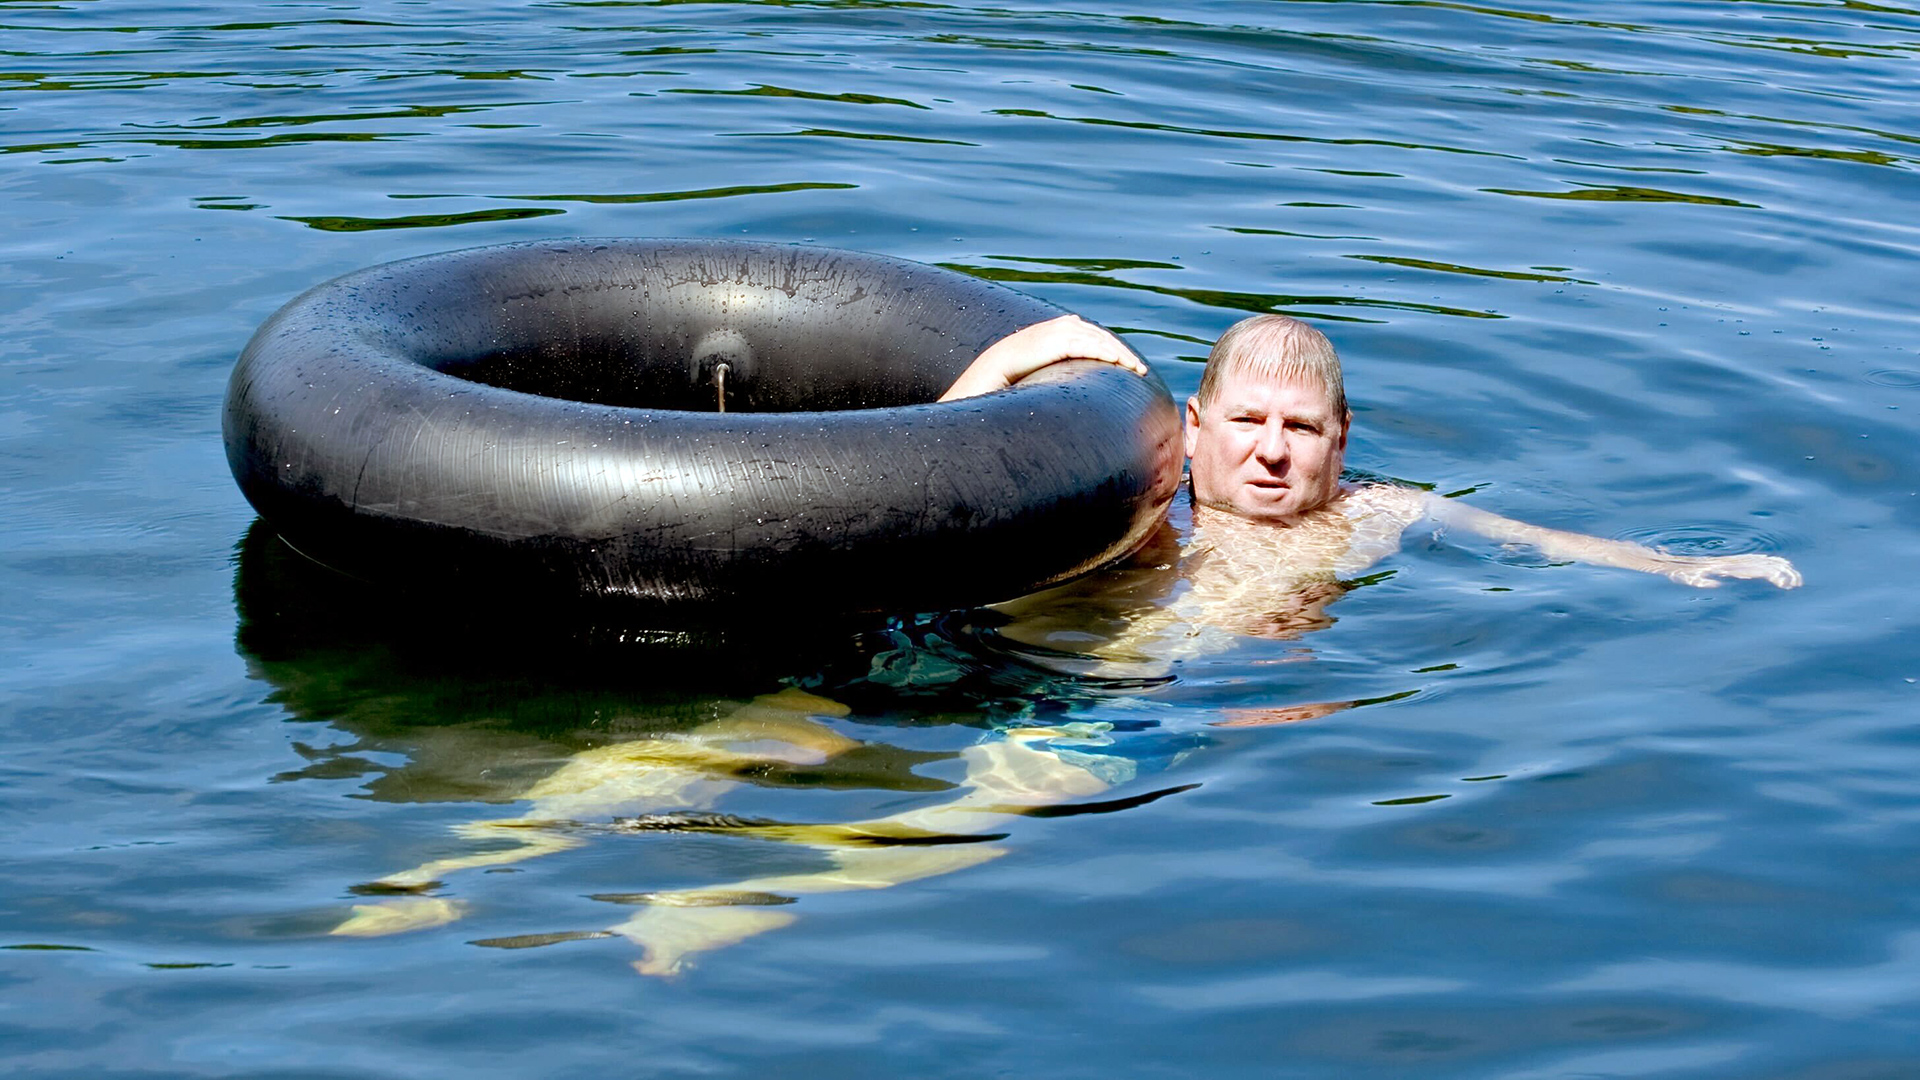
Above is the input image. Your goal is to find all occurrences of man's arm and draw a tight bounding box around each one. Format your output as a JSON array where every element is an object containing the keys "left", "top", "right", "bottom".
[
  {"left": 939, "top": 315, "right": 1148, "bottom": 401},
  {"left": 1420, "top": 493, "right": 1801, "bottom": 589}
]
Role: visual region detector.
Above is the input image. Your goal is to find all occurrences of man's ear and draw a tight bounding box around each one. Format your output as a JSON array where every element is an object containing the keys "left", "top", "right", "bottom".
[
  {"left": 1336, "top": 409, "right": 1352, "bottom": 453},
  {"left": 1184, "top": 396, "right": 1202, "bottom": 459}
]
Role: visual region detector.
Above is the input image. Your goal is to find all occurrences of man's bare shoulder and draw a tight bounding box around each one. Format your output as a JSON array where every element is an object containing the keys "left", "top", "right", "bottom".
[
  {"left": 1335, "top": 482, "right": 1432, "bottom": 524},
  {"left": 1324, "top": 483, "right": 1428, "bottom": 576}
]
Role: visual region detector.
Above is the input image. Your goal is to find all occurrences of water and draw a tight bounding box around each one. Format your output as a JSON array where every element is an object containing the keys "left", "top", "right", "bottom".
[{"left": 4, "top": 0, "right": 1918, "bottom": 1074}]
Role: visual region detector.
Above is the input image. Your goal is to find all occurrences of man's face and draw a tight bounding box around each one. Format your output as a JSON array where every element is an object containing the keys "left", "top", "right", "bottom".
[{"left": 1185, "top": 370, "right": 1350, "bottom": 523}]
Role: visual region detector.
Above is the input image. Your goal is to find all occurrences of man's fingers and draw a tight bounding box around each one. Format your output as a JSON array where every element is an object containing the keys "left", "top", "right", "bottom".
[
  {"left": 1720, "top": 554, "right": 1802, "bottom": 589},
  {"left": 965, "top": 315, "right": 1150, "bottom": 393},
  {"left": 1061, "top": 327, "right": 1148, "bottom": 375},
  {"left": 1080, "top": 351, "right": 1149, "bottom": 376},
  {"left": 1668, "top": 554, "right": 1802, "bottom": 590},
  {"left": 1032, "top": 315, "right": 1147, "bottom": 371},
  {"left": 1763, "top": 555, "right": 1801, "bottom": 588},
  {"left": 1758, "top": 556, "right": 1802, "bottom": 589}
]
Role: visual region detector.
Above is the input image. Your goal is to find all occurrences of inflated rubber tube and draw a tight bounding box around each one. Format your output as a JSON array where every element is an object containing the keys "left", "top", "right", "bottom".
[{"left": 224, "top": 239, "right": 1181, "bottom": 617}]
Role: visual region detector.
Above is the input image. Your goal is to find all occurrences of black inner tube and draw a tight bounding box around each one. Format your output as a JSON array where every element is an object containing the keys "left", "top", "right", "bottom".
[
  {"left": 367, "top": 239, "right": 995, "bottom": 413},
  {"left": 437, "top": 310, "right": 932, "bottom": 415},
  {"left": 224, "top": 239, "right": 1181, "bottom": 619}
]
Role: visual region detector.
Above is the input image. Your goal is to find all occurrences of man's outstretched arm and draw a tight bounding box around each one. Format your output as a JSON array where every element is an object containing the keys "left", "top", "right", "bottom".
[
  {"left": 1420, "top": 493, "right": 1801, "bottom": 589},
  {"left": 939, "top": 314, "right": 1148, "bottom": 401}
]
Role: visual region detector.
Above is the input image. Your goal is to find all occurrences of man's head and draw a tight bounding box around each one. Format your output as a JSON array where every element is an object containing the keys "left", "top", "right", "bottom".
[{"left": 1185, "top": 315, "right": 1351, "bottom": 523}]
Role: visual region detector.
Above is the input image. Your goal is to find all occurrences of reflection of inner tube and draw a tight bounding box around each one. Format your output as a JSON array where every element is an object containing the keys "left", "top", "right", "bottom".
[{"left": 224, "top": 239, "right": 1180, "bottom": 615}]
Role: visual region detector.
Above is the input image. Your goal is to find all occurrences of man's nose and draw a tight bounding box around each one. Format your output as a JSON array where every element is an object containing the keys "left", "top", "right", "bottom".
[{"left": 1253, "top": 421, "right": 1289, "bottom": 466}]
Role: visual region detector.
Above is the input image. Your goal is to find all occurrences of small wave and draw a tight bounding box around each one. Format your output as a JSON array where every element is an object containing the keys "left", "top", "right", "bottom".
[
  {"left": 1866, "top": 369, "right": 1920, "bottom": 389},
  {"left": 1612, "top": 522, "right": 1791, "bottom": 557}
]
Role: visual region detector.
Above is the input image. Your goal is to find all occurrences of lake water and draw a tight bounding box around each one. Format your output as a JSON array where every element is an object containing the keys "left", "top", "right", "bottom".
[{"left": 5, "top": 0, "right": 1918, "bottom": 1075}]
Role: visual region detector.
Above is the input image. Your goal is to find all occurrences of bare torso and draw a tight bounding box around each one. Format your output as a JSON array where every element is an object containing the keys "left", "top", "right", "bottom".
[{"left": 990, "top": 483, "right": 1430, "bottom": 672}]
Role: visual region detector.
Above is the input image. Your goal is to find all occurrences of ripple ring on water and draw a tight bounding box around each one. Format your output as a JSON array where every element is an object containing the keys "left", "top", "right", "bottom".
[
  {"left": 223, "top": 238, "right": 1181, "bottom": 616},
  {"left": 1866, "top": 369, "right": 1920, "bottom": 389},
  {"left": 1610, "top": 521, "right": 1792, "bottom": 557}
]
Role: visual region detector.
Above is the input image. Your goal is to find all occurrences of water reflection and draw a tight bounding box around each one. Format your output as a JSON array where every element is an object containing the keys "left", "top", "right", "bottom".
[
  {"left": 397, "top": 180, "right": 859, "bottom": 204},
  {"left": 664, "top": 85, "right": 932, "bottom": 108},
  {"left": 1483, "top": 183, "right": 1760, "bottom": 207},
  {"left": 281, "top": 207, "right": 566, "bottom": 232},
  {"left": 233, "top": 521, "right": 1213, "bottom": 974},
  {"left": 943, "top": 259, "right": 1503, "bottom": 322},
  {"left": 1345, "top": 256, "right": 1593, "bottom": 284},
  {"left": 983, "top": 107, "right": 1519, "bottom": 159},
  {"left": 234, "top": 520, "right": 913, "bottom": 798},
  {"left": 723, "top": 127, "right": 978, "bottom": 146}
]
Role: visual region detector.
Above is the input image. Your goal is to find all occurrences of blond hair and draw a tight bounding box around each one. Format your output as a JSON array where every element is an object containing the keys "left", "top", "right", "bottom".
[{"left": 1195, "top": 315, "right": 1347, "bottom": 418}]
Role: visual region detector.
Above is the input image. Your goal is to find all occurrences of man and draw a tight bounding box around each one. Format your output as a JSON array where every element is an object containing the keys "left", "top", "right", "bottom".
[{"left": 946, "top": 312, "right": 1801, "bottom": 594}]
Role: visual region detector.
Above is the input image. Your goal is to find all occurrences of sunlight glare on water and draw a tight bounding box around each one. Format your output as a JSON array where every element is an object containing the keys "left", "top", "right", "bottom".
[{"left": 3, "top": 0, "right": 1918, "bottom": 1075}]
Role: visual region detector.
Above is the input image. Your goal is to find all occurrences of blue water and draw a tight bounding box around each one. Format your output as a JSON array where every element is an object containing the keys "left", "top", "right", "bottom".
[{"left": 5, "top": 0, "right": 1919, "bottom": 1075}]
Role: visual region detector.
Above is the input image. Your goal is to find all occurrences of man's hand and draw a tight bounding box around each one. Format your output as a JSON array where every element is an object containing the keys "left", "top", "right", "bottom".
[
  {"left": 1657, "top": 553, "right": 1802, "bottom": 589},
  {"left": 939, "top": 315, "right": 1149, "bottom": 401}
]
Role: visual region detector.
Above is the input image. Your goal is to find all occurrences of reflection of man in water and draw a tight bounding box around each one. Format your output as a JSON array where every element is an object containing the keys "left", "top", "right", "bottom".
[
  {"left": 331, "top": 312, "right": 1800, "bottom": 974},
  {"left": 332, "top": 687, "right": 1123, "bottom": 975}
]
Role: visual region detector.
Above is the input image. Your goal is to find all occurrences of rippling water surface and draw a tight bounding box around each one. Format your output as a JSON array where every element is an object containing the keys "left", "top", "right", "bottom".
[{"left": 5, "top": 1, "right": 1919, "bottom": 1075}]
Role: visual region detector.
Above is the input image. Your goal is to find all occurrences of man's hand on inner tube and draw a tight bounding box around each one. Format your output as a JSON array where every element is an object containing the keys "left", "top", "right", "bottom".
[{"left": 939, "top": 315, "right": 1150, "bottom": 402}]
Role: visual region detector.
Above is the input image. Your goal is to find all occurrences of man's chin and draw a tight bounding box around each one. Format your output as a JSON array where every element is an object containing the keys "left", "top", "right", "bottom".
[
  {"left": 1238, "top": 487, "right": 1302, "bottom": 522},
  {"left": 1198, "top": 493, "right": 1303, "bottom": 525},
  {"left": 1237, "top": 506, "right": 1303, "bottom": 525}
]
